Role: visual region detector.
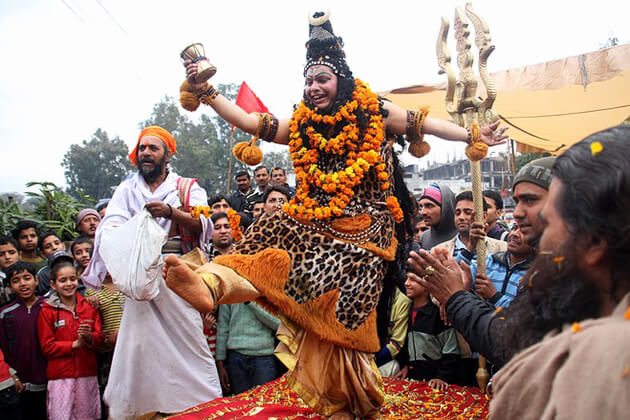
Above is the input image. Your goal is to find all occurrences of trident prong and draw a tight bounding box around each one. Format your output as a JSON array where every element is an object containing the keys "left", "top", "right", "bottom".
[{"left": 436, "top": 2, "right": 500, "bottom": 394}]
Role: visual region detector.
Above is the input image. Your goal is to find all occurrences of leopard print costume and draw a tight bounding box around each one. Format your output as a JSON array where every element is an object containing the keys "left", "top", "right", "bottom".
[{"left": 228, "top": 140, "right": 397, "bottom": 342}]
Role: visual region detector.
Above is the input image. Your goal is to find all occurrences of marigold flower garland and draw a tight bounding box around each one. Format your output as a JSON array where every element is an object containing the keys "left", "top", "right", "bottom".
[
  {"left": 190, "top": 206, "right": 243, "bottom": 241},
  {"left": 283, "top": 79, "right": 404, "bottom": 223}
]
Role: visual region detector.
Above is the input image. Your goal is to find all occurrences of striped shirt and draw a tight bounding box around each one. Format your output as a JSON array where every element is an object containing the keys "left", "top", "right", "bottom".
[{"left": 85, "top": 286, "right": 125, "bottom": 336}]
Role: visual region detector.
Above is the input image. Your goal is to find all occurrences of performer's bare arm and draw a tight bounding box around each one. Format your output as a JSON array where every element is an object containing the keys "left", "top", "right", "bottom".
[
  {"left": 145, "top": 201, "right": 202, "bottom": 234},
  {"left": 184, "top": 62, "right": 291, "bottom": 145},
  {"left": 382, "top": 100, "right": 507, "bottom": 146}
]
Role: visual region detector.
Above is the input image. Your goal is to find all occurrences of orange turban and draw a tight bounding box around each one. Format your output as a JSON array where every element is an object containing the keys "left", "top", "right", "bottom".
[{"left": 129, "top": 126, "right": 177, "bottom": 165}]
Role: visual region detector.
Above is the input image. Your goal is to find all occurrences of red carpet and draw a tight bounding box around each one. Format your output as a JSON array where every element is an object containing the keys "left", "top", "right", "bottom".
[{"left": 167, "top": 376, "right": 489, "bottom": 419}]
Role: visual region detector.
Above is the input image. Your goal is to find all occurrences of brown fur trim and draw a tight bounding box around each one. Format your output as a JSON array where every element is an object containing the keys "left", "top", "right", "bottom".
[
  {"left": 330, "top": 214, "right": 372, "bottom": 235},
  {"left": 408, "top": 140, "right": 431, "bottom": 158},
  {"left": 465, "top": 142, "right": 488, "bottom": 161},
  {"left": 180, "top": 90, "right": 200, "bottom": 112},
  {"left": 357, "top": 234, "right": 398, "bottom": 261},
  {"left": 240, "top": 145, "right": 263, "bottom": 166},
  {"left": 214, "top": 249, "right": 380, "bottom": 352}
]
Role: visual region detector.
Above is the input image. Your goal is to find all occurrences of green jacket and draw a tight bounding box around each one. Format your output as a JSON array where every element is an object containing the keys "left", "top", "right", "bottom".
[{"left": 216, "top": 302, "right": 280, "bottom": 360}]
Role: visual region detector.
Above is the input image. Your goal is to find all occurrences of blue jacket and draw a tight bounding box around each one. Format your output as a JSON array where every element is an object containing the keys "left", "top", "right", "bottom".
[{"left": 463, "top": 251, "right": 532, "bottom": 309}]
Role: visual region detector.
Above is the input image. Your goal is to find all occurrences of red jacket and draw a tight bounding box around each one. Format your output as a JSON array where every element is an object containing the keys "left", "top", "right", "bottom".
[{"left": 37, "top": 293, "right": 104, "bottom": 380}]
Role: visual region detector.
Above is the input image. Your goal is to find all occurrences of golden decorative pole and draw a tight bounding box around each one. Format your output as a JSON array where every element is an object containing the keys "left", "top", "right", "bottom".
[{"left": 436, "top": 2, "right": 499, "bottom": 393}]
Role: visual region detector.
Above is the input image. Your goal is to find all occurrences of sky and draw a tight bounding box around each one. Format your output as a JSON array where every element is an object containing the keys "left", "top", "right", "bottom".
[{"left": 1, "top": 0, "right": 628, "bottom": 195}]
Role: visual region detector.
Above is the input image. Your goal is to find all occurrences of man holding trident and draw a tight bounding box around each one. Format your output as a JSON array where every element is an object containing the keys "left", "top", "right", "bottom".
[{"left": 165, "top": 11, "right": 506, "bottom": 418}]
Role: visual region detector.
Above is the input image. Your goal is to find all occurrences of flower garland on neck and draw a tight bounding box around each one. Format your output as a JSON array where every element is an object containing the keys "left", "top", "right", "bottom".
[
  {"left": 283, "top": 79, "right": 403, "bottom": 223},
  {"left": 190, "top": 206, "right": 243, "bottom": 242}
]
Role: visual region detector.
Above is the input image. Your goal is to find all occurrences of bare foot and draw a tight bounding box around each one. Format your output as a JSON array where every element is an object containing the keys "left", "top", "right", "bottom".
[{"left": 164, "top": 254, "right": 215, "bottom": 312}]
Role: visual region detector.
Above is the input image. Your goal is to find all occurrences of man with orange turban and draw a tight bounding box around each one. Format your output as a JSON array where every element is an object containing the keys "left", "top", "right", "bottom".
[{"left": 83, "top": 126, "right": 221, "bottom": 419}]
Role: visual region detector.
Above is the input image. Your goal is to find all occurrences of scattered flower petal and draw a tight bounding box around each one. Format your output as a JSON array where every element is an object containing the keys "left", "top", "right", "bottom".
[
  {"left": 554, "top": 256, "right": 565, "bottom": 270},
  {"left": 622, "top": 365, "right": 629, "bottom": 378},
  {"left": 571, "top": 322, "right": 582, "bottom": 333},
  {"left": 624, "top": 307, "right": 630, "bottom": 320},
  {"left": 590, "top": 141, "right": 603, "bottom": 156}
]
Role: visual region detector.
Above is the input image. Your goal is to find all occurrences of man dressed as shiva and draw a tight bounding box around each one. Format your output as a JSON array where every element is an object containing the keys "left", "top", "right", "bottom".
[{"left": 166, "top": 11, "right": 506, "bottom": 419}]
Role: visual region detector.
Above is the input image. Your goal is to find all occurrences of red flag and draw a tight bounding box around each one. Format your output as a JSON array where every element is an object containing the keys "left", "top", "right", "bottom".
[{"left": 235, "top": 81, "right": 270, "bottom": 114}]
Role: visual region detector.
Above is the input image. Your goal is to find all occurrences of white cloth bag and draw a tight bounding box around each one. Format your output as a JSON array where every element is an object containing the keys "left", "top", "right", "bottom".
[{"left": 99, "top": 208, "right": 167, "bottom": 301}]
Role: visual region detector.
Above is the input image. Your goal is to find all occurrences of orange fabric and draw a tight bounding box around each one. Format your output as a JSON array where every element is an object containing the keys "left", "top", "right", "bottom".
[
  {"left": 276, "top": 319, "right": 384, "bottom": 417},
  {"left": 212, "top": 249, "right": 381, "bottom": 352},
  {"left": 128, "top": 126, "right": 178, "bottom": 165}
]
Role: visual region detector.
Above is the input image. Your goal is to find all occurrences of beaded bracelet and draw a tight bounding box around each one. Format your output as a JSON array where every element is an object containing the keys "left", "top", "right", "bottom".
[
  {"left": 198, "top": 85, "right": 219, "bottom": 106},
  {"left": 252, "top": 113, "right": 279, "bottom": 142},
  {"left": 406, "top": 106, "right": 430, "bottom": 141}
]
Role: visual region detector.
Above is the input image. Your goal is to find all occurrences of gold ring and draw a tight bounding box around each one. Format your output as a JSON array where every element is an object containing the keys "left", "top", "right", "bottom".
[{"left": 425, "top": 265, "right": 435, "bottom": 276}]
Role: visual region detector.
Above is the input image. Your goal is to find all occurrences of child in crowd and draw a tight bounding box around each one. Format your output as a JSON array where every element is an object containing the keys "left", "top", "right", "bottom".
[
  {"left": 0, "top": 262, "right": 48, "bottom": 420},
  {"left": 0, "top": 347, "right": 21, "bottom": 420},
  {"left": 84, "top": 272, "right": 125, "bottom": 418},
  {"left": 0, "top": 236, "right": 20, "bottom": 304},
  {"left": 375, "top": 286, "right": 411, "bottom": 378},
  {"left": 12, "top": 221, "right": 46, "bottom": 272},
  {"left": 395, "top": 275, "right": 460, "bottom": 390},
  {"left": 71, "top": 236, "right": 93, "bottom": 277},
  {"left": 38, "top": 253, "right": 103, "bottom": 420},
  {"left": 36, "top": 231, "right": 67, "bottom": 296},
  {"left": 203, "top": 311, "right": 218, "bottom": 357}
]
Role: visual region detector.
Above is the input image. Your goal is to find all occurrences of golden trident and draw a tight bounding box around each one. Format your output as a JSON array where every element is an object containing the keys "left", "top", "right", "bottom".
[{"left": 436, "top": 2, "right": 499, "bottom": 393}]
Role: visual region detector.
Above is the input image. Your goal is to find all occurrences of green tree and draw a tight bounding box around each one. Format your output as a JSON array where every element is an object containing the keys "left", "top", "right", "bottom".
[
  {"left": 62, "top": 129, "right": 134, "bottom": 199},
  {"left": 0, "top": 193, "right": 30, "bottom": 236},
  {"left": 263, "top": 150, "right": 292, "bottom": 171},
  {"left": 0, "top": 183, "right": 94, "bottom": 240}
]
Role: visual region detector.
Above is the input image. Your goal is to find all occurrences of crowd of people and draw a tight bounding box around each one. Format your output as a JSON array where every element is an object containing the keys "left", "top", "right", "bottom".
[
  {"left": 1, "top": 9, "right": 628, "bottom": 420},
  {"left": 3, "top": 124, "right": 629, "bottom": 420},
  {"left": 0, "top": 163, "right": 298, "bottom": 419}
]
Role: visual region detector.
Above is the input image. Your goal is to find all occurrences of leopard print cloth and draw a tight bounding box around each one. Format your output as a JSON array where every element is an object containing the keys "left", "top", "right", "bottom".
[{"left": 231, "top": 141, "right": 397, "bottom": 331}]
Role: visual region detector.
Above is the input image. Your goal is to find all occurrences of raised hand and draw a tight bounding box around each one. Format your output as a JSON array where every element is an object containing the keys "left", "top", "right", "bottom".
[
  {"left": 183, "top": 59, "right": 207, "bottom": 91},
  {"left": 480, "top": 120, "right": 508, "bottom": 146},
  {"left": 408, "top": 249, "right": 465, "bottom": 306}
]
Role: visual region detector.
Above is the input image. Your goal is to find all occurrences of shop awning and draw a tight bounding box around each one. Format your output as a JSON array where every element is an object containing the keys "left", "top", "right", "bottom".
[{"left": 382, "top": 43, "right": 630, "bottom": 153}]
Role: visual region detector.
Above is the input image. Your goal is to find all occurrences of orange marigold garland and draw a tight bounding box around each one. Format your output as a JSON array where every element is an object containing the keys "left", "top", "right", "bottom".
[
  {"left": 190, "top": 206, "right": 243, "bottom": 241},
  {"left": 226, "top": 209, "right": 243, "bottom": 242},
  {"left": 283, "top": 79, "right": 403, "bottom": 223}
]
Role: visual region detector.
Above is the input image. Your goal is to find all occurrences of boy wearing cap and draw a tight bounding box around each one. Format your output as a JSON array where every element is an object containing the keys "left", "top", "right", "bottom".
[
  {"left": 0, "top": 262, "right": 47, "bottom": 420},
  {"left": 76, "top": 208, "right": 101, "bottom": 239}
]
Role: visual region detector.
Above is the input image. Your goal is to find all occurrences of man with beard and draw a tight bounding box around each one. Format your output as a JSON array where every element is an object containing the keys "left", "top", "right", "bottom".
[
  {"left": 407, "top": 156, "right": 555, "bottom": 366},
  {"left": 490, "top": 126, "right": 630, "bottom": 419},
  {"left": 417, "top": 184, "right": 457, "bottom": 250},
  {"left": 76, "top": 208, "right": 101, "bottom": 239},
  {"left": 82, "top": 126, "right": 221, "bottom": 419}
]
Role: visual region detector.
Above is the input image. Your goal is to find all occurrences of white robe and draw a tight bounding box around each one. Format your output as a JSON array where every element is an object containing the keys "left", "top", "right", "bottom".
[{"left": 83, "top": 172, "right": 221, "bottom": 419}]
